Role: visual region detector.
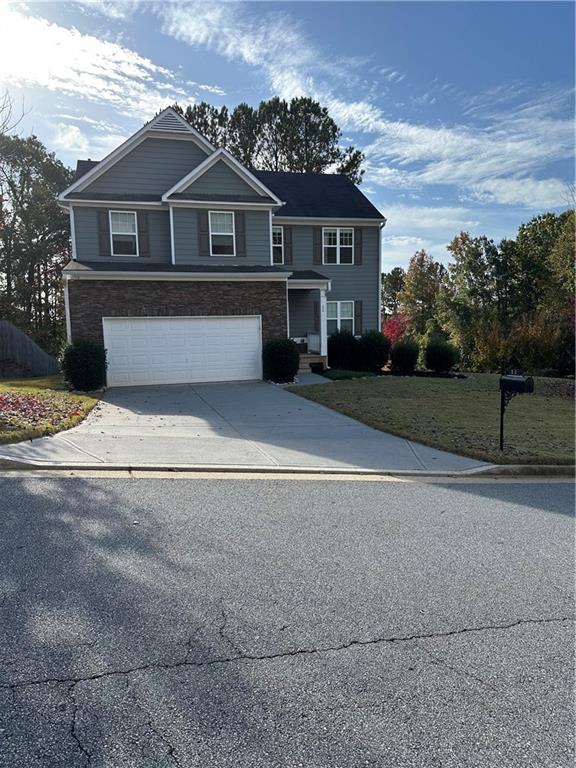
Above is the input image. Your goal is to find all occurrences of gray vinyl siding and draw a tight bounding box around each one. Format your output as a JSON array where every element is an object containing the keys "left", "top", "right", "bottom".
[
  {"left": 183, "top": 160, "right": 259, "bottom": 198},
  {"left": 173, "top": 208, "right": 271, "bottom": 265},
  {"left": 288, "top": 291, "right": 316, "bottom": 337},
  {"left": 83, "top": 138, "right": 208, "bottom": 196},
  {"left": 73, "top": 206, "right": 171, "bottom": 264},
  {"left": 288, "top": 225, "right": 380, "bottom": 332}
]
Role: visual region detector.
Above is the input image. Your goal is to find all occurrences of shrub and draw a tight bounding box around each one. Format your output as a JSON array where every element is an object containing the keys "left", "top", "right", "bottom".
[
  {"left": 327, "top": 329, "right": 360, "bottom": 370},
  {"left": 357, "top": 330, "right": 390, "bottom": 373},
  {"left": 61, "top": 340, "right": 107, "bottom": 391},
  {"left": 382, "top": 313, "right": 409, "bottom": 344},
  {"left": 262, "top": 338, "right": 300, "bottom": 383},
  {"left": 425, "top": 340, "right": 459, "bottom": 373},
  {"left": 390, "top": 340, "right": 419, "bottom": 374}
]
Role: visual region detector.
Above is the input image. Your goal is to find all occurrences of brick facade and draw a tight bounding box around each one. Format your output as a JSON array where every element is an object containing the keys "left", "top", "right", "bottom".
[{"left": 67, "top": 279, "right": 288, "bottom": 345}]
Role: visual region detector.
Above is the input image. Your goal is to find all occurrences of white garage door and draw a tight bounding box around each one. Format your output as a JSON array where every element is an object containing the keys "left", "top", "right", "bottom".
[{"left": 102, "top": 316, "right": 262, "bottom": 387}]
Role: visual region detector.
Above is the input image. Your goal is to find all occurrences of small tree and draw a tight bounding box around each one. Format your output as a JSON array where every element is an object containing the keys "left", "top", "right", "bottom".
[{"left": 382, "top": 313, "right": 409, "bottom": 344}]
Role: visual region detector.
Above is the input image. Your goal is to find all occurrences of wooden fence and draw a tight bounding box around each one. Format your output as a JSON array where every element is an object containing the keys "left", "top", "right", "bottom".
[{"left": 0, "top": 320, "right": 60, "bottom": 377}]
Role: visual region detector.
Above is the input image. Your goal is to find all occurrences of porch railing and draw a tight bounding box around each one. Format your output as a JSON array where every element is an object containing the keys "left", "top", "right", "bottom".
[{"left": 306, "top": 332, "right": 321, "bottom": 354}]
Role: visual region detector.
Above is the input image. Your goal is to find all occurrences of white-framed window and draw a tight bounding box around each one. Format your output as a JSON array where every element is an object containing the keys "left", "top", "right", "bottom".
[
  {"left": 323, "top": 227, "right": 354, "bottom": 265},
  {"left": 272, "top": 225, "right": 284, "bottom": 265},
  {"left": 327, "top": 301, "right": 354, "bottom": 335},
  {"left": 109, "top": 211, "right": 138, "bottom": 256},
  {"left": 209, "top": 211, "right": 235, "bottom": 256}
]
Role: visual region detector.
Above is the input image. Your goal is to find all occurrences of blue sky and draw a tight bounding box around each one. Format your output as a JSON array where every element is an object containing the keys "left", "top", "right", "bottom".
[{"left": 1, "top": 1, "right": 574, "bottom": 269}]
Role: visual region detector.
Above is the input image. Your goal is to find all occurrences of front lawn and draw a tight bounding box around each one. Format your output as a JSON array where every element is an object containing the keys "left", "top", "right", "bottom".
[
  {"left": 0, "top": 376, "right": 98, "bottom": 444},
  {"left": 289, "top": 373, "right": 575, "bottom": 465}
]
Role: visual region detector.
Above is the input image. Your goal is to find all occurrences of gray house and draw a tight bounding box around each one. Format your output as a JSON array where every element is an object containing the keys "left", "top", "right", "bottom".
[{"left": 60, "top": 107, "right": 386, "bottom": 386}]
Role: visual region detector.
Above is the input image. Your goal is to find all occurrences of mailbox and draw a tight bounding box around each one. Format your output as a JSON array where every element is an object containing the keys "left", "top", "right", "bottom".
[
  {"left": 499, "top": 374, "right": 534, "bottom": 395},
  {"left": 498, "top": 372, "right": 534, "bottom": 449}
]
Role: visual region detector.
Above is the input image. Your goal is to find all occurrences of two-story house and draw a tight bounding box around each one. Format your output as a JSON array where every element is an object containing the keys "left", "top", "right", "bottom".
[{"left": 59, "top": 107, "right": 386, "bottom": 386}]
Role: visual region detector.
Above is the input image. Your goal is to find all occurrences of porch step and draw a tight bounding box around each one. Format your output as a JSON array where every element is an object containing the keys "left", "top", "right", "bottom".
[{"left": 298, "top": 353, "right": 327, "bottom": 373}]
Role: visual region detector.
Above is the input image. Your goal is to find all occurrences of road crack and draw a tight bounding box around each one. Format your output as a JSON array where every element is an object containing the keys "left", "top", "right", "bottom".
[
  {"left": 68, "top": 682, "right": 92, "bottom": 766},
  {"left": 2, "top": 615, "right": 571, "bottom": 693}
]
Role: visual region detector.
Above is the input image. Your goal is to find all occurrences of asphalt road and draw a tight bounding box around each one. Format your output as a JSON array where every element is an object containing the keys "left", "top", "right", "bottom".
[{"left": 0, "top": 475, "right": 573, "bottom": 767}]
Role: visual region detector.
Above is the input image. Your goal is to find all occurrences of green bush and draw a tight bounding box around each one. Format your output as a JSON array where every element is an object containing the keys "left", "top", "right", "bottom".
[
  {"left": 390, "top": 340, "right": 419, "bottom": 374},
  {"left": 357, "top": 330, "right": 390, "bottom": 373},
  {"left": 424, "top": 340, "right": 459, "bottom": 373},
  {"left": 61, "top": 340, "right": 107, "bottom": 391},
  {"left": 328, "top": 329, "right": 360, "bottom": 370},
  {"left": 263, "top": 338, "right": 300, "bottom": 383}
]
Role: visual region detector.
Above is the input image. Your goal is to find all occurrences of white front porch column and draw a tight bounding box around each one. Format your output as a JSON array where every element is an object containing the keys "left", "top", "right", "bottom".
[{"left": 319, "top": 288, "right": 328, "bottom": 356}]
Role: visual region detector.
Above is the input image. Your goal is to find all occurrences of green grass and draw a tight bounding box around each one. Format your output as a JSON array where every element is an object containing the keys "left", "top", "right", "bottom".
[
  {"left": 321, "top": 369, "right": 377, "bottom": 381},
  {"left": 0, "top": 375, "right": 98, "bottom": 445},
  {"left": 288, "top": 373, "right": 575, "bottom": 465}
]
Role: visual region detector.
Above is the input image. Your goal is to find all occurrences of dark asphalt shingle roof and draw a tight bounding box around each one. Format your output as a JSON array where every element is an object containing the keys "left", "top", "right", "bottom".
[
  {"left": 71, "top": 160, "right": 384, "bottom": 219},
  {"left": 253, "top": 170, "right": 384, "bottom": 219},
  {"left": 168, "top": 192, "right": 275, "bottom": 203},
  {"left": 63, "top": 261, "right": 329, "bottom": 282}
]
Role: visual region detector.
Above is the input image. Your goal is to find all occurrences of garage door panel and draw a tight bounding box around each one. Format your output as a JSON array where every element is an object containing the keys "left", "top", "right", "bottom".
[{"left": 103, "top": 316, "right": 262, "bottom": 386}]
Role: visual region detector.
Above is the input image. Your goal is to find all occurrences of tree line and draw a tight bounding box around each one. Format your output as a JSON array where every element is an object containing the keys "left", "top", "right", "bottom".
[{"left": 382, "top": 210, "right": 575, "bottom": 375}]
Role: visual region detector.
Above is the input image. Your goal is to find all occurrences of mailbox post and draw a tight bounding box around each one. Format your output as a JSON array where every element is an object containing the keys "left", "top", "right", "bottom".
[{"left": 499, "top": 371, "right": 534, "bottom": 450}]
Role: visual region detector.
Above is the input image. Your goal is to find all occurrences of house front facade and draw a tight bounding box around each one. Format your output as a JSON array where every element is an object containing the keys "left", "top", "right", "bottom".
[{"left": 60, "top": 108, "right": 386, "bottom": 386}]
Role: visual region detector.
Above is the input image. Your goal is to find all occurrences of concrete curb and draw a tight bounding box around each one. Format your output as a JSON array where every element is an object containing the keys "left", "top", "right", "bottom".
[{"left": 0, "top": 457, "right": 573, "bottom": 478}]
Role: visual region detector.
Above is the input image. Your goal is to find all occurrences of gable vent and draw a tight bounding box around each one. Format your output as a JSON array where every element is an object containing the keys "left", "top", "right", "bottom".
[{"left": 150, "top": 112, "right": 192, "bottom": 133}]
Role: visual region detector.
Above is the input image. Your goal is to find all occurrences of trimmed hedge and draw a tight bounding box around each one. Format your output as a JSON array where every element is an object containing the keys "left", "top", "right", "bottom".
[
  {"left": 390, "top": 340, "right": 419, "bottom": 374},
  {"left": 425, "top": 340, "right": 459, "bottom": 373},
  {"left": 61, "top": 340, "right": 107, "bottom": 391},
  {"left": 263, "top": 338, "right": 300, "bottom": 383},
  {"left": 328, "top": 329, "right": 359, "bottom": 370},
  {"left": 357, "top": 331, "right": 391, "bottom": 373}
]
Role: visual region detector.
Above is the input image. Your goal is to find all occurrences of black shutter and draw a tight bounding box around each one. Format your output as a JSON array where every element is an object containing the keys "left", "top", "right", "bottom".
[
  {"left": 313, "top": 227, "right": 322, "bottom": 265},
  {"left": 313, "top": 300, "right": 320, "bottom": 331},
  {"left": 283, "top": 226, "right": 293, "bottom": 264},
  {"left": 235, "top": 212, "right": 246, "bottom": 257},
  {"left": 98, "top": 210, "right": 111, "bottom": 257},
  {"left": 198, "top": 210, "right": 209, "bottom": 257},
  {"left": 354, "top": 228, "right": 363, "bottom": 265},
  {"left": 137, "top": 212, "right": 149, "bottom": 257},
  {"left": 354, "top": 300, "right": 363, "bottom": 335}
]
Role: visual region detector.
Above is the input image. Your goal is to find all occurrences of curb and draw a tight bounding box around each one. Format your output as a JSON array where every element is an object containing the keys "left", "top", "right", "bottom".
[{"left": 0, "top": 458, "right": 573, "bottom": 478}]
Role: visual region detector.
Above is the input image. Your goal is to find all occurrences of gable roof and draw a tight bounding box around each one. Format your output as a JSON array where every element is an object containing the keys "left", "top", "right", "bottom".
[
  {"left": 67, "top": 153, "right": 385, "bottom": 220},
  {"left": 162, "top": 148, "right": 283, "bottom": 205},
  {"left": 59, "top": 107, "right": 215, "bottom": 201},
  {"left": 253, "top": 170, "right": 384, "bottom": 219}
]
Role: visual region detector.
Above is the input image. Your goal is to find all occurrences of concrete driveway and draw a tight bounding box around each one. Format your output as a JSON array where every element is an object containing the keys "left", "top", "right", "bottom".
[{"left": 0, "top": 381, "right": 486, "bottom": 472}]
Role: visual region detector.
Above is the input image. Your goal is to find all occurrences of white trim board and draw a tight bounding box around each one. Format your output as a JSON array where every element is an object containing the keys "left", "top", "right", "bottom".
[
  {"left": 59, "top": 108, "right": 214, "bottom": 200},
  {"left": 162, "top": 147, "right": 283, "bottom": 205}
]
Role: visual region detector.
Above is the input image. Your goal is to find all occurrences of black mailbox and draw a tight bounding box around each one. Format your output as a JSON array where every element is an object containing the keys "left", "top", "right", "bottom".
[{"left": 499, "top": 374, "right": 534, "bottom": 394}]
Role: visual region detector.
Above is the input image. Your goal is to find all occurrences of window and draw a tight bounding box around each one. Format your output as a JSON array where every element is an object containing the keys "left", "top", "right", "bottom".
[
  {"left": 272, "top": 226, "right": 284, "bottom": 265},
  {"left": 110, "top": 211, "right": 138, "bottom": 256},
  {"left": 323, "top": 227, "right": 354, "bottom": 265},
  {"left": 327, "top": 301, "right": 354, "bottom": 335},
  {"left": 209, "top": 211, "right": 235, "bottom": 256}
]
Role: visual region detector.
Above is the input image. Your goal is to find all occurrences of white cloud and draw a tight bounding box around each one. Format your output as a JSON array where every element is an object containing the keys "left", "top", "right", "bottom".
[
  {"left": 465, "top": 178, "right": 570, "bottom": 209},
  {"left": 51, "top": 121, "right": 128, "bottom": 160},
  {"left": 52, "top": 123, "right": 90, "bottom": 154},
  {"left": 0, "top": 5, "right": 224, "bottom": 120},
  {"left": 382, "top": 205, "right": 480, "bottom": 235},
  {"left": 155, "top": 2, "right": 573, "bottom": 210},
  {"left": 75, "top": 0, "right": 140, "bottom": 21}
]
